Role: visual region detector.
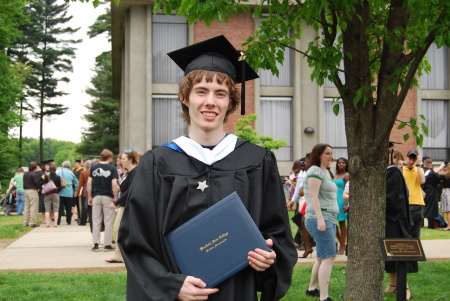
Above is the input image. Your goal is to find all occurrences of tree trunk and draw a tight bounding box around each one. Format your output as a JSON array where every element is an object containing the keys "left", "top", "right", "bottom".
[
  {"left": 19, "top": 100, "right": 24, "bottom": 166},
  {"left": 341, "top": 2, "right": 393, "bottom": 299},
  {"left": 345, "top": 144, "right": 387, "bottom": 300},
  {"left": 39, "top": 92, "right": 44, "bottom": 163}
]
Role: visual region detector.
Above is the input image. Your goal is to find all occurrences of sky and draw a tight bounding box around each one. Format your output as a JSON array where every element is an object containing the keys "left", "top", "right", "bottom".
[{"left": 18, "top": 1, "right": 110, "bottom": 143}]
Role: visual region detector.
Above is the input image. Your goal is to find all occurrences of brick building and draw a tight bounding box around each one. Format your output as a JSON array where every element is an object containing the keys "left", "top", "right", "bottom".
[{"left": 111, "top": 1, "right": 449, "bottom": 175}]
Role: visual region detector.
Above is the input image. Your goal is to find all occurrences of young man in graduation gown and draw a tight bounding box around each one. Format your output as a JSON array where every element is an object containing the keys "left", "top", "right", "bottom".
[{"left": 118, "top": 36, "right": 298, "bottom": 301}]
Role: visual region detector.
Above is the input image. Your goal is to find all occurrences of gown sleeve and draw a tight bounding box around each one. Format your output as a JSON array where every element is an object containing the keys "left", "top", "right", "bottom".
[
  {"left": 386, "top": 167, "right": 406, "bottom": 222},
  {"left": 118, "top": 151, "right": 186, "bottom": 301},
  {"left": 255, "top": 150, "right": 298, "bottom": 300}
]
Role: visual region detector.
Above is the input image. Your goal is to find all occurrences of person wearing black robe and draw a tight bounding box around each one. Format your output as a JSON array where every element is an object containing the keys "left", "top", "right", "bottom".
[
  {"left": 385, "top": 147, "right": 415, "bottom": 299},
  {"left": 422, "top": 157, "right": 444, "bottom": 228},
  {"left": 118, "top": 35, "right": 297, "bottom": 301}
]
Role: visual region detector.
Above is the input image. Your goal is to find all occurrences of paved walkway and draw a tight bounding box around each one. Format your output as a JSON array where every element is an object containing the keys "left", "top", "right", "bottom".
[
  {"left": 0, "top": 220, "right": 449, "bottom": 272},
  {"left": 0, "top": 221, "right": 126, "bottom": 272}
]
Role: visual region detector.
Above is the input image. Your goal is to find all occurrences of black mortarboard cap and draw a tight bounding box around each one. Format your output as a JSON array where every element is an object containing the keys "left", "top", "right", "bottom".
[
  {"left": 167, "top": 35, "right": 259, "bottom": 115},
  {"left": 388, "top": 141, "right": 400, "bottom": 148}
]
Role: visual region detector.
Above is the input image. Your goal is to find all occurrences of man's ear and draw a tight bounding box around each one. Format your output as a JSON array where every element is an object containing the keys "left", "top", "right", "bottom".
[{"left": 179, "top": 95, "right": 188, "bottom": 106}]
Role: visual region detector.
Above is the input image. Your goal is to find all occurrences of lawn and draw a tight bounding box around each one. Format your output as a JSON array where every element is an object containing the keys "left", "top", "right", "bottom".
[
  {"left": 288, "top": 210, "right": 450, "bottom": 240},
  {"left": 0, "top": 262, "right": 449, "bottom": 300},
  {"left": 1, "top": 210, "right": 449, "bottom": 300}
]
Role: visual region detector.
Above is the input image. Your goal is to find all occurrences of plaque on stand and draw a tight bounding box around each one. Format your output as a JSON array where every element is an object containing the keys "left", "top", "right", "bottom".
[{"left": 379, "top": 238, "right": 426, "bottom": 301}]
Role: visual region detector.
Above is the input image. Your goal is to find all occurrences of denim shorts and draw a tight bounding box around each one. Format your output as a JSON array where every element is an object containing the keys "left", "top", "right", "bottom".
[{"left": 305, "top": 218, "right": 337, "bottom": 259}]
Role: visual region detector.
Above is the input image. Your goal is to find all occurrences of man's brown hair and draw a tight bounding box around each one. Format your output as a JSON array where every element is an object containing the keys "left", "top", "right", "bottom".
[
  {"left": 178, "top": 70, "right": 240, "bottom": 125},
  {"left": 100, "top": 149, "right": 114, "bottom": 161},
  {"left": 28, "top": 161, "right": 37, "bottom": 172}
]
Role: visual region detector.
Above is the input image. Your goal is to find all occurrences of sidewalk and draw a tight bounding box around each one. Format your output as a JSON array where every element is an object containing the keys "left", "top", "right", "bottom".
[
  {"left": 296, "top": 238, "right": 450, "bottom": 265},
  {"left": 0, "top": 221, "right": 126, "bottom": 272},
  {"left": 0, "top": 221, "right": 449, "bottom": 272}
]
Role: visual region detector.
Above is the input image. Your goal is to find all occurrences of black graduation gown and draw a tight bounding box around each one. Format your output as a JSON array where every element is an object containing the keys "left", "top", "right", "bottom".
[
  {"left": 422, "top": 168, "right": 441, "bottom": 220},
  {"left": 385, "top": 165, "right": 417, "bottom": 273},
  {"left": 118, "top": 138, "right": 297, "bottom": 301}
]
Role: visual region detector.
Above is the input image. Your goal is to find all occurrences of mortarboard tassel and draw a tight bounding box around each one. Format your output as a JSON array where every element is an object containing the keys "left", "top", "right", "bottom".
[{"left": 239, "top": 51, "right": 246, "bottom": 115}]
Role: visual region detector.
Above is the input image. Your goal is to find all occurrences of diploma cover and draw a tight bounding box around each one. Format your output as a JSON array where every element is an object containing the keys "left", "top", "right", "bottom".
[{"left": 165, "top": 191, "right": 271, "bottom": 288}]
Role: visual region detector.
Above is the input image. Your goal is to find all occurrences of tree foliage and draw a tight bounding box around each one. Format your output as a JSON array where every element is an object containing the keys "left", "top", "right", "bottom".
[
  {"left": 9, "top": 0, "right": 81, "bottom": 163},
  {"left": 235, "top": 114, "right": 287, "bottom": 151},
  {"left": 77, "top": 4, "right": 119, "bottom": 156},
  {"left": 66, "top": 0, "right": 119, "bottom": 8},
  {"left": 20, "top": 137, "right": 82, "bottom": 167},
  {"left": 77, "top": 51, "right": 119, "bottom": 156},
  {"left": 87, "top": 5, "right": 111, "bottom": 40},
  {"left": 0, "top": 0, "right": 29, "bottom": 188}
]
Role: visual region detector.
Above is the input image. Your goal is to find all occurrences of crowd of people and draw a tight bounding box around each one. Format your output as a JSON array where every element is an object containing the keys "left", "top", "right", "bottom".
[
  {"left": 285, "top": 143, "right": 449, "bottom": 300},
  {"left": 2, "top": 34, "right": 450, "bottom": 301},
  {"left": 3, "top": 149, "right": 143, "bottom": 264}
]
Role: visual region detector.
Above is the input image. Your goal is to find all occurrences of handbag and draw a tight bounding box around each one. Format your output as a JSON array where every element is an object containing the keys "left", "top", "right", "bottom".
[
  {"left": 60, "top": 170, "right": 68, "bottom": 188},
  {"left": 42, "top": 181, "right": 57, "bottom": 194},
  {"left": 299, "top": 197, "right": 307, "bottom": 215}
]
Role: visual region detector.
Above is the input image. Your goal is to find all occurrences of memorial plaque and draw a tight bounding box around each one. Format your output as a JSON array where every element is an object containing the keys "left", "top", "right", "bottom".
[{"left": 378, "top": 238, "right": 426, "bottom": 261}]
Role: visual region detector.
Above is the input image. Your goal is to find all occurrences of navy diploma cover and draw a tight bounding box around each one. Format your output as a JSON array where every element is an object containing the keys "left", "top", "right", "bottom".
[{"left": 165, "top": 191, "right": 271, "bottom": 288}]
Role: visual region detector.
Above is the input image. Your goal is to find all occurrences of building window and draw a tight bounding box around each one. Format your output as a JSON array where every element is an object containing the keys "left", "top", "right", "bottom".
[
  {"left": 152, "top": 15, "right": 187, "bottom": 83},
  {"left": 324, "top": 98, "right": 348, "bottom": 158},
  {"left": 259, "top": 48, "right": 292, "bottom": 86},
  {"left": 422, "top": 99, "right": 449, "bottom": 161},
  {"left": 259, "top": 16, "right": 292, "bottom": 86},
  {"left": 421, "top": 44, "right": 449, "bottom": 90},
  {"left": 152, "top": 95, "right": 188, "bottom": 149},
  {"left": 260, "top": 97, "right": 292, "bottom": 161}
]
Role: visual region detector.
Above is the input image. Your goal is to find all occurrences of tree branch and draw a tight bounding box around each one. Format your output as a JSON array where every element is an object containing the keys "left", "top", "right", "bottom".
[
  {"left": 396, "top": 10, "right": 449, "bottom": 101},
  {"left": 396, "top": 10, "right": 447, "bottom": 68}
]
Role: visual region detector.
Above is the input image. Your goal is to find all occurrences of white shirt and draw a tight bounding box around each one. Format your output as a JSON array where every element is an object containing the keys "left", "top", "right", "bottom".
[{"left": 291, "top": 170, "right": 306, "bottom": 203}]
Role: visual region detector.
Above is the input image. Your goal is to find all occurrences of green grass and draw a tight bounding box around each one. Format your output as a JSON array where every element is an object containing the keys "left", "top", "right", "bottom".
[
  {"left": 0, "top": 214, "right": 35, "bottom": 239},
  {"left": 1, "top": 210, "right": 449, "bottom": 300},
  {"left": 0, "top": 262, "right": 449, "bottom": 300},
  {"left": 0, "top": 272, "right": 128, "bottom": 301},
  {"left": 419, "top": 227, "right": 450, "bottom": 240},
  {"left": 288, "top": 211, "right": 450, "bottom": 240},
  {"left": 284, "top": 261, "right": 450, "bottom": 301}
]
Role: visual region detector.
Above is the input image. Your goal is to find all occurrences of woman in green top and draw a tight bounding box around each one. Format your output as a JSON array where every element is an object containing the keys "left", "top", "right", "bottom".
[
  {"left": 13, "top": 168, "right": 26, "bottom": 215},
  {"left": 304, "top": 144, "right": 338, "bottom": 301}
]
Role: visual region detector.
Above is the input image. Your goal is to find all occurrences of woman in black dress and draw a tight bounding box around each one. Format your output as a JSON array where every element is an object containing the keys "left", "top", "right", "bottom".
[{"left": 385, "top": 145, "right": 415, "bottom": 300}]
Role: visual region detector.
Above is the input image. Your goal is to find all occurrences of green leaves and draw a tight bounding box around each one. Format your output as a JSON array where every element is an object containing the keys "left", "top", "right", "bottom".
[
  {"left": 9, "top": 0, "right": 81, "bottom": 161},
  {"left": 234, "top": 114, "right": 287, "bottom": 151},
  {"left": 153, "top": 0, "right": 246, "bottom": 26},
  {"left": 333, "top": 103, "right": 340, "bottom": 116},
  {"left": 0, "top": 0, "right": 30, "bottom": 177},
  {"left": 64, "top": 0, "right": 110, "bottom": 8},
  {"left": 397, "top": 115, "right": 428, "bottom": 148},
  {"left": 77, "top": 51, "right": 119, "bottom": 156},
  {"left": 352, "top": 86, "right": 375, "bottom": 108}
]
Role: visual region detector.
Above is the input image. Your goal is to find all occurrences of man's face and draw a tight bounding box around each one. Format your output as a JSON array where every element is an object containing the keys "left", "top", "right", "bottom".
[
  {"left": 407, "top": 156, "right": 417, "bottom": 168},
  {"left": 184, "top": 75, "right": 230, "bottom": 133},
  {"left": 299, "top": 161, "right": 306, "bottom": 171}
]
